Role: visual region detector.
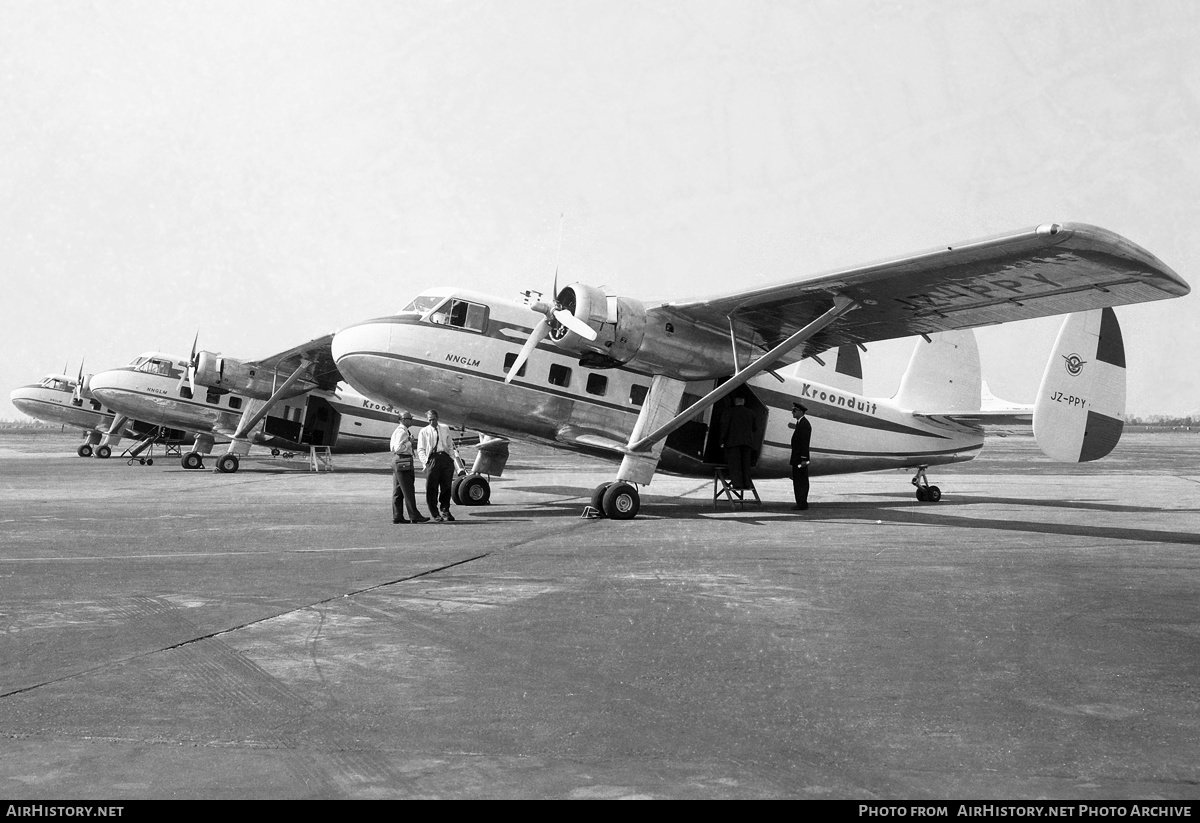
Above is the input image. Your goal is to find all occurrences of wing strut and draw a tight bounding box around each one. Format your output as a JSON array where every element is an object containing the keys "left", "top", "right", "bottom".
[
  {"left": 231, "top": 361, "right": 313, "bottom": 440},
  {"left": 627, "top": 295, "right": 858, "bottom": 452}
]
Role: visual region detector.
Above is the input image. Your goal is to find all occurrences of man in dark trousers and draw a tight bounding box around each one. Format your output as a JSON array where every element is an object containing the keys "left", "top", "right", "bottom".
[
  {"left": 790, "top": 402, "right": 812, "bottom": 510},
  {"left": 389, "top": 412, "right": 428, "bottom": 524},
  {"left": 718, "top": 395, "right": 757, "bottom": 490},
  {"left": 416, "top": 408, "right": 456, "bottom": 522}
]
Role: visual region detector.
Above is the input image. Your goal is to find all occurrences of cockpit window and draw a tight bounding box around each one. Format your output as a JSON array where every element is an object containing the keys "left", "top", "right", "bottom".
[
  {"left": 136, "top": 358, "right": 173, "bottom": 377},
  {"left": 427, "top": 299, "right": 488, "bottom": 333},
  {"left": 130, "top": 356, "right": 146, "bottom": 367},
  {"left": 41, "top": 378, "right": 71, "bottom": 392},
  {"left": 400, "top": 295, "right": 443, "bottom": 315}
]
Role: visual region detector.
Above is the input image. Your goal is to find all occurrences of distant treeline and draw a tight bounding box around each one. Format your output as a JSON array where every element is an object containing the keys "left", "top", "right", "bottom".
[
  {"left": 0, "top": 419, "right": 61, "bottom": 430},
  {"left": 1124, "top": 415, "right": 1200, "bottom": 432}
]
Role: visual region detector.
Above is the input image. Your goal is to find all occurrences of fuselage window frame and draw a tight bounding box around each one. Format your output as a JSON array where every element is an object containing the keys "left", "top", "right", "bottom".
[
  {"left": 548, "top": 363, "right": 572, "bottom": 388},
  {"left": 586, "top": 373, "right": 608, "bottom": 396}
]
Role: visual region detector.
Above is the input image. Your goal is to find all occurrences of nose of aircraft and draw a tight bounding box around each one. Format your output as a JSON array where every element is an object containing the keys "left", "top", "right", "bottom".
[
  {"left": 9, "top": 385, "right": 38, "bottom": 415},
  {"left": 86, "top": 369, "right": 125, "bottom": 405},
  {"left": 331, "top": 322, "right": 394, "bottom": 400}
]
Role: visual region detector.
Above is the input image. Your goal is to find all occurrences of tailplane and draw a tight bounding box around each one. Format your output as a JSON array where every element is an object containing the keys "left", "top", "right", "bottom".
[
  {"left": 893, "top": 331, "right": 981, "bottom": 413},
  {"left": 1033, "top": 308, "right": 1125, "bottom": 462}
]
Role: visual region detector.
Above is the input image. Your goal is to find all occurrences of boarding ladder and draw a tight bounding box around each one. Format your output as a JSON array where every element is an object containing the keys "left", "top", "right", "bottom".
[{"left": 309, "top": 445, "right": 333, "bottom": 472}]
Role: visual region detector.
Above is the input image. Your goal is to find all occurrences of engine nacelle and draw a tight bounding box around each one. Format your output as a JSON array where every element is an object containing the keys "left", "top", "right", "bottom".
[
  {"left": 550, "top": 283, "right": 647, "bottom": 367},
  {"left": 194, "top": 352, "right": 310, "bottom": 400}
]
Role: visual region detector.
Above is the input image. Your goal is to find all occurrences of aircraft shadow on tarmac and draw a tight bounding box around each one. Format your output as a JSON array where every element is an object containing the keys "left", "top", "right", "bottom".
[{"left": 489, "top": 487, "right": 1200, "bottom": 547}]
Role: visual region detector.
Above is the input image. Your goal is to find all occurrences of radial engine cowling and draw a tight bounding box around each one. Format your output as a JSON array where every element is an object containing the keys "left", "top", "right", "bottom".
[
  {"left": 550, "top": 283, "right": 647, "bottom": 367},
  {"left": 194, "top": 352, "right": 309, "bottom": 400}
]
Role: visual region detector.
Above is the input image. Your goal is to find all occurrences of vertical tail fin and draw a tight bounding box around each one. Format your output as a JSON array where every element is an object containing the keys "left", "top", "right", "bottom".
[
  {"left": 893, "top": 331, "right": 981, "bottom": 412},
  {"left": 1033, "top": 308, "right": 1125, "bottom": 462}
]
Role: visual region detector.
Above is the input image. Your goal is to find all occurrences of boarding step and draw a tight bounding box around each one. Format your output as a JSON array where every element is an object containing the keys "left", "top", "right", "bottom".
[{"left": 713, "top": 468, "right": 761, "bottom": 510}]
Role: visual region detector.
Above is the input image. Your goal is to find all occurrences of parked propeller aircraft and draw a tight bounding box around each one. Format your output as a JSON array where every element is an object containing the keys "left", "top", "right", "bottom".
[
  {"left": 315, "top": 222, "right": 1187, "bottom": 519},
  {"left": 87, "top": 349, "right": 404, "bottom": 472},
  {"left": 10, "top": 366, "right": 189, "bottom": 459}
]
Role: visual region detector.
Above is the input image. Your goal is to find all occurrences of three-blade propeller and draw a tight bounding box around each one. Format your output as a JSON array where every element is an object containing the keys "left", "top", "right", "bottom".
[
  {"left": 504, "top": 291, "right": 598, "bottom": 383},
  {"left": 72, "top": 359, "right": 85, "bottom": 402},
  {"left": 504, "top": 216, "right": 598, "bottom": 383},
  {"left": 177, "top": 331, "right": 199, "bottom": 395}
]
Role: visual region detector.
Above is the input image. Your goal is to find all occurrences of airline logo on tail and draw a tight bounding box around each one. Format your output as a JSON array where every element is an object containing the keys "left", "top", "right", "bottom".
[{"left": 1062, "top": 353, "right": 1087, "bottom": 376}]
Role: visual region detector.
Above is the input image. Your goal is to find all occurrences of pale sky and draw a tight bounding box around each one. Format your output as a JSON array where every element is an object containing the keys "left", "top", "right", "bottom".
[{"left": 3, "top": 0, "right": 1198, "bottom": 420}]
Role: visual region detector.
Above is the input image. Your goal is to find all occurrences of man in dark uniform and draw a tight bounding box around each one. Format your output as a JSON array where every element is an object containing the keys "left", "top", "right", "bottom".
[
  {"left": 718, "top": 395, "right": 757, "bottom": 490},
  {"left": 790, "top": 402, "right": 812, "bottom": 510}
]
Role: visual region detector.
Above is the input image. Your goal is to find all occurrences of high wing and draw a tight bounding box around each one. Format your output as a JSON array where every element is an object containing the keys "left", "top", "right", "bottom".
[
  {"left": 245, "top": 333, "right": 341, "bottom": 392},
  {"left": 657, "top": 222, "right": 1189, "bottom": 359}
]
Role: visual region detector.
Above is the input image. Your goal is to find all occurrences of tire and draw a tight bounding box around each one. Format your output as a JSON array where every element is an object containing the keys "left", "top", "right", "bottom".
[
  {"left": 146, "top": 458, "right": 153, "bottom": 466},
  {"left": 458, "top": 474, "right": 490, "bottom": 506},
  {"left": 182, "top": 452, "right": 203, "bottom": 470},
  {"left": 589, "top": 482, "right": 613, "bottom": 517},
  {"left": 270, "top": 448, "right": 280, "bottom": 457},
  {"left": 216, "top": 454, "right": 239, "bottom": 474},
  {"left": 96, "top": 445, "right": 111, "bottom": 459},
  {"left": 926, "top": 485, "right": 942, "bottom": 502},
  {"left": 451, "top": 476, "right": 466, "bottom": 505},
  {"left": 601, "top": 482, "right": 640, "bottom": 520},
  {"left": 77, "top": 444, "right": 93, "bottom": 458},
  {"left": 915, "top": 487, "right": 927, "bottom": 502}
]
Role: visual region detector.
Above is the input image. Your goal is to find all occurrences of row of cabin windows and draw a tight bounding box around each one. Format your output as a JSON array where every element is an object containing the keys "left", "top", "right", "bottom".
[
  {"left": 419, "top": 298, "right": 651, "bottom": 404},
  {"left": 179, "top": 385, "right": 243, "bottom": 409},
  {"left": 503, "top": 353, "right": 649, "bottom": 406}
]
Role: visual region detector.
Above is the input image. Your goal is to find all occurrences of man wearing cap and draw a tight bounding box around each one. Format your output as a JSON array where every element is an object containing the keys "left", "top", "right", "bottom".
[
  {"left": 789, "top": 403, "right": 812, "bottom": 510},
  {"left": 390, "top": 412, "right": 427, "bottom": 523},
  {"left": 417, "top": 408, "right": 457, "bottom": 522}
]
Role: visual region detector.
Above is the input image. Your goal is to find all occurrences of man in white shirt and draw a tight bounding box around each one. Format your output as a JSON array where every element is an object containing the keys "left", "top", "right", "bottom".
[
  {"left": 416, "top": 408, "right": 456, "bottom": 522},
  {"left": 389, "top": 412, "right": 427, "bottom": 524}
]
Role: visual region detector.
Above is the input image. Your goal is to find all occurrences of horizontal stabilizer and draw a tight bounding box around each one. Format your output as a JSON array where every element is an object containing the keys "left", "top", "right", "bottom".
[
  {"left": 1033, "top": 308, "right": 1125, "bottom": 462},
  {"left": 894, "top": 330, "right": 981, "bottom": 413}
]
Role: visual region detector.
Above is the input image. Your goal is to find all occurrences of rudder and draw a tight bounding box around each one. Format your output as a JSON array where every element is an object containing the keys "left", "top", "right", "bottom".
[{"left": 1033, "top": 308, "right": 1125, "bottom": 462}]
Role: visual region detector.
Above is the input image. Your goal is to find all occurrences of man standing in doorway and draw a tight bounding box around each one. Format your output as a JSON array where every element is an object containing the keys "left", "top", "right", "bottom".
[
  {"left": 790, "top": 402, "right": 811, "bottom": 510},
  {"left": 417, "top": 408, "right": 456, "bottom": 522},
  {"left": 719, "top": 395, "right": 757, "bottom": 490}
]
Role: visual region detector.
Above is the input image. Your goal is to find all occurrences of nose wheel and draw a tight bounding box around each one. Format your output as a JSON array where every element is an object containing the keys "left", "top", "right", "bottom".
[{"left": 911, "top": 466, "right": 942, "bottom": 502}]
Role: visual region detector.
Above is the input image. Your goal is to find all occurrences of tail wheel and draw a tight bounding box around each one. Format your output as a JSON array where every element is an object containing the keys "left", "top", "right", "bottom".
[
  {"left": 96, "top": 445, "right": 111, "bottom": 459},
  {"left": 601, "top": 482, "right": 640, "bottom": 520},
  {"left": 459, "top": 474, "right": 491, "bottom": 505},
  {"left": 216, "top": 454, "right": 240, "bottom": 474},
  {"left": 77, "top": 444, "right": 93, "bottom": 458}
]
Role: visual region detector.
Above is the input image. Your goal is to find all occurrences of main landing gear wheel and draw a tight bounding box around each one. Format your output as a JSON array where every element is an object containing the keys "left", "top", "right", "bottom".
[
  {"left": 216, "top": 454, "right": 240, "bottom": 474},
  {"left": 911, "top": 466, "right": 942, "bottom": 503},
  {"left": 601, "top": 481, "right": 640, "bottom": 520},
  {"left": 589, "top": 482, "right": 614, "bottom": 516},
  {"left": 77, "top": 444, "right": 93, "bottom": 458},
  {"left": 182, "top": 452, "right": 204, "bottom": 470},
  {"left": 457, "top": 474, "right": 491, "bottom": 506},
  {"left": 96, "top": 445, "right": 111, "bottom": 459}
]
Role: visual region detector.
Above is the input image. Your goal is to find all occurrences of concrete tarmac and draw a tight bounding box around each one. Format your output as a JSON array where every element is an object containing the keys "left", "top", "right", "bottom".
[{"left": 1, "top": 430, "right": 1198, "bottom": 799}]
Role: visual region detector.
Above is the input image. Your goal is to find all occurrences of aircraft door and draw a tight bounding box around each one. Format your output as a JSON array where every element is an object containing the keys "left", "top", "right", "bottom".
[
  {"left": 301, "top": 396, "right": 340, "bottom": 449},
  {"left": 703, "top": 385, "right": 768, "bottom": 466}
]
